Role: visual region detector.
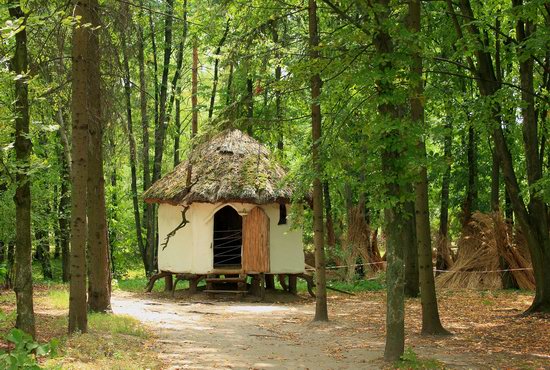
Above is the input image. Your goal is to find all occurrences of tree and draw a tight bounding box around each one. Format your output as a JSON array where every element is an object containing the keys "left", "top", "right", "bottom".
[
  {"left": 449, "top": 0, "right": 550, "bottom": 313},
  {"left": 9, "top": 0, "right": 36, "bottom": 338},
  {"left": 308, "top": 0, "right": 328, "bottom": 322},
  {"left": 86, "top": 0, "right": 110, "bottom": 313},
  {"left": 69, "top": 0, "right": 91, "bottom": 334},
  {"left": 369, "top": 0, "right": 408, "bottom": 360},
  {"left": 408, "top": 0, "right": 450, "bottom": 335}
]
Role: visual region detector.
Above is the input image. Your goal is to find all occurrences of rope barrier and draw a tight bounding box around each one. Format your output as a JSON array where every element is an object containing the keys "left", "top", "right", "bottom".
[
  {"left": 314, "top": 261, "right": 532, "bottom": 274},
  {"left": 434, "top": 267, "right": 533, "bottom": 273}
]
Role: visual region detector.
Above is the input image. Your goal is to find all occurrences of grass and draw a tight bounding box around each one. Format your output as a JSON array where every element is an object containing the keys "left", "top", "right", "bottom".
[
  {"left": 43, "top": 313, "right": 162, "bottom": 369},
  {"left": 36, "top": 288, "right": 70, "bottom": 310},
  {"left": 0, "top": 282, "right": 163, "bottom": 369},
  {"left": 395, "top": 347, "right": 443, "bottom": 369},
  {"left": 88, "top": 313, "right": 149, "bottom": 338}
]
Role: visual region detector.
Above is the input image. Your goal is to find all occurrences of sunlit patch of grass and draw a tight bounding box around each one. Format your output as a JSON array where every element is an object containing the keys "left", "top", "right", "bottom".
[
  {"left": 42, "top": 288, "right": 69, "bottom": 310},
  {"left": 43, "top": 313, "right": 161, "bottom": 369},
  {"left": 114, "top": 268, "right": 168, "bottom": 293},
  {"left": 89, "top": 313, "right": 149, "bottom": 338}
]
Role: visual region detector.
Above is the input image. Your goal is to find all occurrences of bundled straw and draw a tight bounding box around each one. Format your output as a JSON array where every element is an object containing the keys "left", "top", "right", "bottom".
[{"left": 436, "top": 212, "right": 535, "bottom": 290}]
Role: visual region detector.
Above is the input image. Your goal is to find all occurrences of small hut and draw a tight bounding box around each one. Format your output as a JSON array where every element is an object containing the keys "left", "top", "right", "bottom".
[{"left": 143, "top": 129, "right": 305, "bottom": 295}]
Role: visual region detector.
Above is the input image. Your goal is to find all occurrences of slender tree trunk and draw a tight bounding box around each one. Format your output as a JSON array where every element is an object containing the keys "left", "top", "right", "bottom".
[
  {"left": 308, "top": 0, "right": 328, "bottom": 322},
  {"left": 109, "top": 165, "right": 117, "bottom": 275},
  {"left": 173, "top": 97, "right": 182, "bottom": 166},
  {"left": 271, "top": 20, "right": 284, "bottom": 152},
  {"left": 69, "top": 0, "right": 90, "bottom": 334},
  {"left": 403, "top": 196, "right": 419, "bottom": 298},
  {"left": 120, "top": 11, "right": 147, "bottom": 273},
  {"left": 408, "top": 0, "right": 450, "bottom": 335},
  {"left": 86, "top": 0, "right": 111, "bottom": 313},
  {"left": 138, "top": 2, "right": 154, "bottom": 276},
  {"left": 152, "top": 0, "right": 174, "bottom": 186},
  {"left": 226, "top": 63, "right": 234, "bottom": 106},
  {"left": 191, "top": 42, "right": 198, "bottom": 138},
  {"left": 150, "top": 0, "right": 174, "bottom": 276},
  {"left": 34, "top": 228, "right": 53, "bottom": 280},
  {"left": 491, "top": 147, "right": 500, "bottom": 211},
  {"left": 53, "top": 186, "right": 61, "bottom": 259},
  {"left": 10, "top": 2, "right": 35, "bottom": 338},
  {"left": 246, "top": 78, "right": 254, "bottom": 136},
  {"left": 323, "top": 181, "right": 336, "bottom": 249},
  {"left": 208, "top": 19, "right": 230, "bottom": 120},
  {"left": 437, "top": 113, "right": 452, "bottom": 272},
  {"left": 5, "top": 242, "right": 15, "bottom": 289},
  {"left": 462, "top": 124, "right": 478, "bottom": 226},
  {"left": 57, "top": 138, "right": 71, "bottom": 283}
]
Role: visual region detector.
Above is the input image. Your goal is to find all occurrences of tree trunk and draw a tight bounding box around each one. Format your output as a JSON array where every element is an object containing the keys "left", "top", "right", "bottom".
[
  {"left": 461, "top": 124, "right": 478, "bottom": 226},
  {"left": 34, "top": 228, "right": 53, "bottom": 280},
  {"left": 5, "top": 242, "right": 15, "bottom": 289},
  {"left": 437, "top": 112, "right": 453, "bottom": 272},
  {"left": 192, "top": 41, "right": 198, "bottom": 139},
  {"left": 246, "top": 78, "right": 254, "bottom": 136},
  {"left": 109, "top": 165, "right": 117, "bottom": 275},
  {"left": 173, "top": 97, "right": 182, "bottom": 166},
  {"left": 208, "top": 19, "right": 230, "bottom": 120},
  {"left": 371, "top": 0, "right": 406, "bottom": 360},
  {"left": 271, "top": 20, "right": 284, "bottom": 152},
  {"left": 166, "top": 4, "right": 188, "bottom": 167},
  {"left": 53, "top": 186, "right": 61, "bottom": 259},
  {"left": 138, "top": 1, "right": 155, "bottom": 277},
  {"left": 69, "top": 0, "right": 90, "bottom": 334},
  {"left": 403, "top": 196, "right": 419, "bottom": 298},
  {"left": 323, "top": 181, "right": 336, "bottom": 249},
  {"left": 226, "top": 63, "right": 234, "bottom": 106},
  {"left": 408, "top": 0, "right": 450, "bottom": 335},
  {"left": 150, "top": 0, "right": 174, "bottom": 276},
  {"left": 120, "top": 11, "right": 147, "bottom": 273},
  {"left": 309, "top": 0, "right": 328, "bottom": 322},
  {"left": 57, "top": 138, "right": 71, "bottom": 283},
  {"left": 491, "top": 147, "right": 500, "bottom": 212},
  {"left": 86, "top": 0, "right": 111, "bottom": 313},
  {"left": 10, "top": 2, "right": 35, "bottom": 338}
]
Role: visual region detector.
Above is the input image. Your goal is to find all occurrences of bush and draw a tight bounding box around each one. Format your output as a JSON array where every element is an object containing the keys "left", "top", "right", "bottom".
[{"left": 0, "top": 328, "right": 58, "bottom": 369}]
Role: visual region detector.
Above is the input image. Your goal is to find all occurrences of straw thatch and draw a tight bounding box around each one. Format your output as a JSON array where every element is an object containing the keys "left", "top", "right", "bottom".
[
  {"left": 143, "top": 129, "right": 293, "bottom": 205},
  {"left": 436, "top": 212, "right": 535, "bottom": 290}
]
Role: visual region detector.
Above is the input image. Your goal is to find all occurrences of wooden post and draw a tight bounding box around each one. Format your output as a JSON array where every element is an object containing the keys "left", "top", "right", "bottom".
[
  {"left": 164, "top": 274, "right": 173, "bottom": 292},
  {"left": 289, "top": 275, "right": 297, "bottom": 295},
  {"left": 278, "top": 274, "right": 288, "bottom": 291},
  {"left": 259, "top": 273, "right": 266, "bottom": 300},
  {"left": 189, "top": 275, "right": 199, "bottom": 294},
  {"left": 265, "top": 274, "right": 275, "bottom": 290}
]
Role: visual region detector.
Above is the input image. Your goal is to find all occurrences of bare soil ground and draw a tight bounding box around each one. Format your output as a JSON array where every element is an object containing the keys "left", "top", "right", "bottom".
[{"left": 111, "top": 289, "right": 550, "bottom": 370}]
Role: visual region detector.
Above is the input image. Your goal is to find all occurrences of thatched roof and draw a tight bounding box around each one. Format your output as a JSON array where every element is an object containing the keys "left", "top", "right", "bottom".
[{"left": 143, "top": 129, "right": 292, "bottom": 205}]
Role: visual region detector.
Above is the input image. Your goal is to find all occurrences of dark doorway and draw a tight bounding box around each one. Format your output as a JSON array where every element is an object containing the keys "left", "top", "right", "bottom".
[{"left": 213, "top": 206, "right": 242, "bottom": 268}]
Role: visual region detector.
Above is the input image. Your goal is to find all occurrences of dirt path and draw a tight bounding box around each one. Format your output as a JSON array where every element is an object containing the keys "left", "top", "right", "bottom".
[
  {"left": 111, "top": 290, "right": 549, "bottom": 370},
  {"left": 111, "top": 292, "right": 383, "bottom": 369}
]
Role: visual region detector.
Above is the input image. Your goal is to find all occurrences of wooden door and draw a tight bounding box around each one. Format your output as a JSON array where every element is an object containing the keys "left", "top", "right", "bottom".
[{"left": 242, "top": 206, "right": 270, "bottom": 273}]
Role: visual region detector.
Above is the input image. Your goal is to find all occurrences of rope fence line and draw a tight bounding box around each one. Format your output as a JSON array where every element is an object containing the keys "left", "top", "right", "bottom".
[{"left": 310, "top": 262, "right": 533, "bottom": 274}]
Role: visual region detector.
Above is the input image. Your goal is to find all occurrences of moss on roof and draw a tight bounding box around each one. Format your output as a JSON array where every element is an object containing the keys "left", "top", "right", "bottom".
[{"left": 143, "top": 129, "right": 292, "bottom": 205}]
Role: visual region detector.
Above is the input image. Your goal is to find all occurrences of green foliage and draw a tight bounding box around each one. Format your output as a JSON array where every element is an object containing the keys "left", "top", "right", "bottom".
[
  {"left": 0, "top": 329, "right": 58, "bottom": 370},
  {"left": 327, "top": 275, "right": 386, "bottom": 293},
  {"left": 395, "top": 347, "right": 442, "bottom": 369}
]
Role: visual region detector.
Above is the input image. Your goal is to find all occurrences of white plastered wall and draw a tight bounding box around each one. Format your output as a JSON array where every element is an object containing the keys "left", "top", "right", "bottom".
[{"left": 157, "top": 202, "right": 304, "bottom": 274}]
